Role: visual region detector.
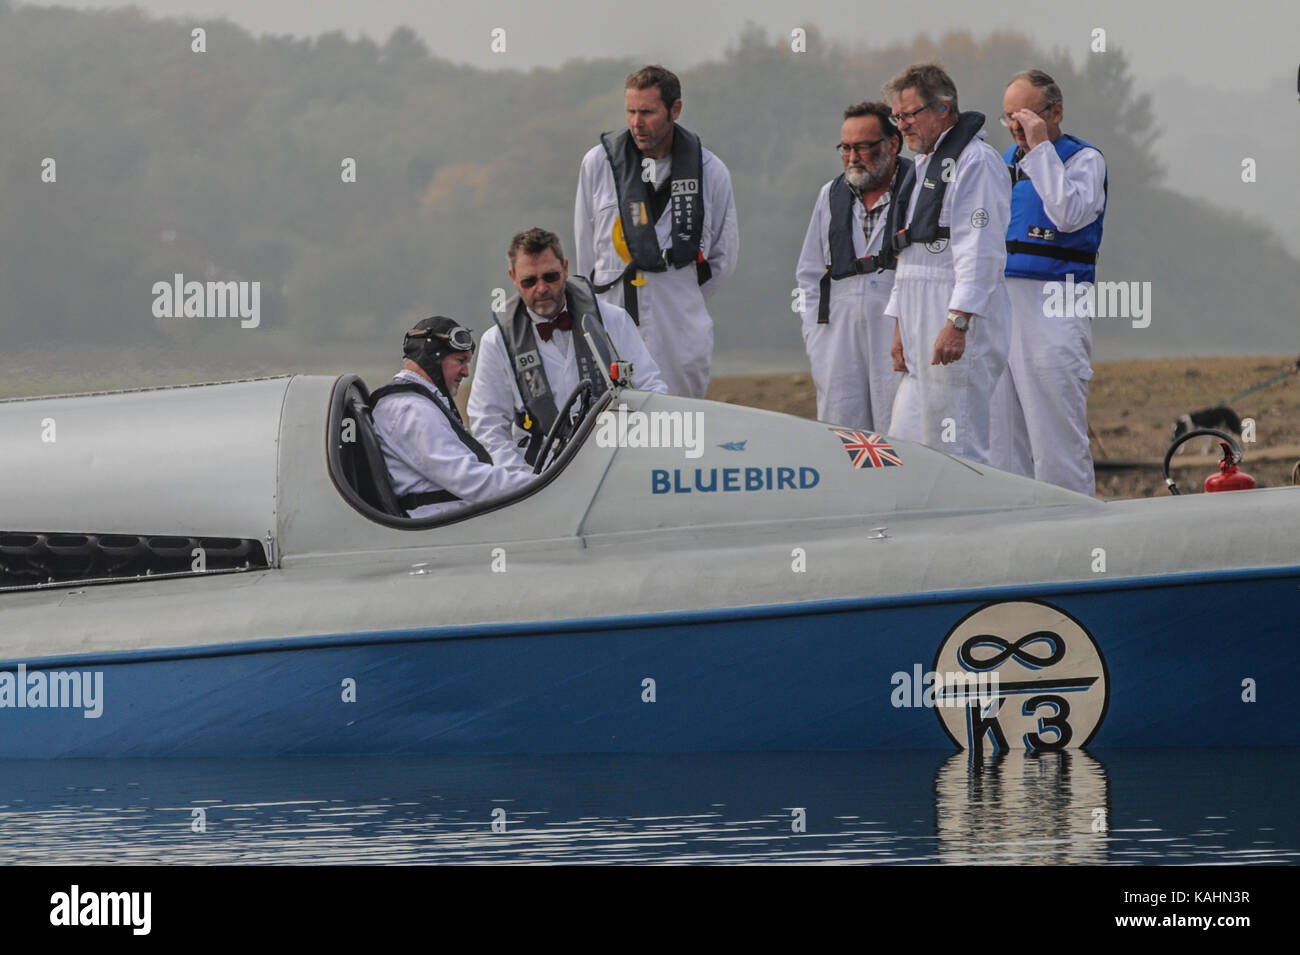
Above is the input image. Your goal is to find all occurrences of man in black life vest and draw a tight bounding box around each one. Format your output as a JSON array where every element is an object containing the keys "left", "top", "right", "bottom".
[
  {"left": 881, "top": 63, "right": 1012, "bottom": 466},
  {"left": 574, "top": 65, "right": 739, "bottom": 399},
  {"left": 372, "top": 317, "right": 533, "bottom": 519},
  {"left": 796, "top": 100, "right": 910, "bottom": 432},
  {"left": 469, "top": 228, "right": 667, "bottom": 469}
]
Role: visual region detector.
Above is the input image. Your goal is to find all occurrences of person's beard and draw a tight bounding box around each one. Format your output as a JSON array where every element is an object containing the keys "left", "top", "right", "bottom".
[
  {"left": 529, "top": 290, "right": 563, "bottom": 319},
  {"left": 845, "top": 152, "right": 892, "bottom": 191}
]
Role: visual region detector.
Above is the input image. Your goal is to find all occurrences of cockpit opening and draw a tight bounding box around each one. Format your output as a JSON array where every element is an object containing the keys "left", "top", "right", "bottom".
[{"left": 326, "top": 373, "right": 611, "bottom": 528}]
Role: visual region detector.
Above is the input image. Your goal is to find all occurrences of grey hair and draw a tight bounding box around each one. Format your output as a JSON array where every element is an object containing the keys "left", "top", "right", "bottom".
[
  {"left": 882, "top": 63, "right": 959, "bottom": 112},
  {"left": 1010, "top": 69, "right": 1063, "bottom": 110}
]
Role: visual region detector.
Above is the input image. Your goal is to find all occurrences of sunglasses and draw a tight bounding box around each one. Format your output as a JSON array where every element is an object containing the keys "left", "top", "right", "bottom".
[{"left": 519, "top": 270, "right": 563, "bottom": 289}]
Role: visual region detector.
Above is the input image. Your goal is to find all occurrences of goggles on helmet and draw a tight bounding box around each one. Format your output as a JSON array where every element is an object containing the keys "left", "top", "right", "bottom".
[{"left": 406, "top": 323, "right": 474, "bottom": 353}]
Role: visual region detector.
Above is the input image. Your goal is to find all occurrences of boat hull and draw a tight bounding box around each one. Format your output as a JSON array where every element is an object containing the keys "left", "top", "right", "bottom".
[{"left": 2, "top": 566, "right": 1294, "bottom": 756}]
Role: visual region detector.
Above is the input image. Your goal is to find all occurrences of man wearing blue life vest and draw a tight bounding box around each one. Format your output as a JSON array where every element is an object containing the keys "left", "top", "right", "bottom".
[
  {"left": 988, "top": 70, "right": 1106, "bottom": 496},
  {"left": 795, "top": 101, "right": 909, "bottom": 432},
  {"left": 881, "top": 64, "right": 1012, "bottom": 466},
  {"left": 574, "top": 65, "right": 739, "bottom": 399}
]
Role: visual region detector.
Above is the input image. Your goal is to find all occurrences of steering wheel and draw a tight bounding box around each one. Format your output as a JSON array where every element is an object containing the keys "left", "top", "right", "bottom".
[
  {"left": 1162, "top": 427, "right": 1242, "bottom": 495},
  {"left": 532, "top": 378, "right": 594, "bottom": 474}
]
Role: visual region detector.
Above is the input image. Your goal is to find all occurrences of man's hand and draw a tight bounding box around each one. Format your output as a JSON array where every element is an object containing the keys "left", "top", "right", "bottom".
[
  {"left": 1012, "top": 109, "right": 1049, "bottom": 150},
  {"left": 931, "top": 319, "right": 967, "bottom": 365},
  {"left": 891, "top": 321, "right": 907, "bottom": 373}
]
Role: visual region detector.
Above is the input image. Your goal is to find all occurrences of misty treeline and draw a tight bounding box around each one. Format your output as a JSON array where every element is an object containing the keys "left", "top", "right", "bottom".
[{"left": 0, "top": 4, "right": 1294, "bottom": 371}]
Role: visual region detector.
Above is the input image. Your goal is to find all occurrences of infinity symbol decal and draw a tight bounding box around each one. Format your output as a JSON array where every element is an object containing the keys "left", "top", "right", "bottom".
[{"left": 958, "top": 631, "right": 1064, "bottom": 671}]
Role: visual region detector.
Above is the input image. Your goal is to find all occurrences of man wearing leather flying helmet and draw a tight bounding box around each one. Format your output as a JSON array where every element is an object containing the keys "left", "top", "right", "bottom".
[{"left": 372, "top": 316, "right": 533, "bottom": 519}]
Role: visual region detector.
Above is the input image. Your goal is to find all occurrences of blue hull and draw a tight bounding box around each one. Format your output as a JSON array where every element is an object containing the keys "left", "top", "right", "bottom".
[{"left": 2, "top": 567, "right": 1296, "bottom": 756}]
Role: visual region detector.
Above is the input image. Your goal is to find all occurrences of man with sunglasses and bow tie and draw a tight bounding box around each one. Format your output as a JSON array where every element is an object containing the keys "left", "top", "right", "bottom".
[{"left": 469, "top": 227, "right": 667, "bottom": 469}]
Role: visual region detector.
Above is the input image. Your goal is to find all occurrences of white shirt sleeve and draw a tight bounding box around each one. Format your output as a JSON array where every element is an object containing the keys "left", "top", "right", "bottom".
[
  {"left": 1018, "top": 142, "right": 1107, "bottom": 233},
  {"left": 573, "top": 146, "right": 602, "bottom": 281},
  {"left": 601, "top": 303, "right": 669, "bottom": 393},
  {"left": 883, "top": 285, "right": 901, "bottom": 321},
  {"left": 795, "top": 182, "right": 832, "bottom": 327},
  {"left": 701, "top": 151, "right": 739, "bottom": 299},
  {"left": 947, "top": 141, "right": 1012, "bottom": 316},
  {"left": 467, "top": 326, "right": 530, "bottom": 469}
]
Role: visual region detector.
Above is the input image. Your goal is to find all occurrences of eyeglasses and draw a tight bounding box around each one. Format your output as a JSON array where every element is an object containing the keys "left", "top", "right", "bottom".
[
  {"left": 890, "top": 104, "right": 932, "bottom": 126},
  {"left": 519, "top": 270, "right": 563, "bottom": 289},
  {"left": 837, "top": 138, "right": 887, "bottom": 157},
  {"left": 999, "top": 106, "right": 1052, "bottom": 127}
]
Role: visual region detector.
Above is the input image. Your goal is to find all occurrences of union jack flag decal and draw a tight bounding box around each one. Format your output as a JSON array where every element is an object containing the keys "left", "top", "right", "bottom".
[{"left": 830, "top": 429, "right": 903, "bottom": 469}]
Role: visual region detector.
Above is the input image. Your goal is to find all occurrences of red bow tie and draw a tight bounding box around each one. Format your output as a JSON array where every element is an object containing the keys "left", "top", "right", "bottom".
[{"left": 535, "top": 311, "right": 572, "bottom": 342}]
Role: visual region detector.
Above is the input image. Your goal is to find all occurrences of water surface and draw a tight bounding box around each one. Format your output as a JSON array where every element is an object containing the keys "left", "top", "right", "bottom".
[{"left": 2, "top": 748, "right": 1295, "bottom": 864}]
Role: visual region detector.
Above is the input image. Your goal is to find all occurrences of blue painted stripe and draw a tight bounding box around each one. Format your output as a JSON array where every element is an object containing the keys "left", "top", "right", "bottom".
[{"left": 5, "top": 562, "right": 1298, "bottom": 670}]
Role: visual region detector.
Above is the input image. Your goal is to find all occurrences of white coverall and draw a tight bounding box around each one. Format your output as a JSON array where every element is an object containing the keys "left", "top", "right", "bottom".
[
  {"left": 795, "top": 180, "right": 900, "bottom": 432},
  {"left": 372, "top": 370, "right": 534, "bottom": 519},
  {"left": 884, "top": 127, "right": 1011, "bottom": 466},
  {"left": 989, "top": 142, "right": 1107, "bottom": 496},
  {"left": 468, "top": 299, "right": 668, "bottom": 469},
  {"left": 574, "top": 144, "right": 739, "bottom": 399}
]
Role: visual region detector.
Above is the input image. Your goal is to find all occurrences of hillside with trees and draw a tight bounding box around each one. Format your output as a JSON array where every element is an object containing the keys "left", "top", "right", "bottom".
[{"left": 0, "top": 3, "right": 1294, "bottom": 384}]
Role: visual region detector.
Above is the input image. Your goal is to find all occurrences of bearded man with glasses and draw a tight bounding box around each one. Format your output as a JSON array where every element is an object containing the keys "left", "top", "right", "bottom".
[
  {"left": 879, "top": 63, "right": 1012, "bottom": 467},
  {"left": 988, "top": 69, "right": 1107, "bottom": 497},
  {"left": 469, "top": 227, "right": 667, "bottom": 468},
  {"left": 795, "top": 101, "right": 911, "bottom": 432}
]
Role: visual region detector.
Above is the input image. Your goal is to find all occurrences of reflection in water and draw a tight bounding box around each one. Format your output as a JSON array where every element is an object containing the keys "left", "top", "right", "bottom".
[
  {"left": 935, "top": 750, "right": 1110, "bottom": 864},
  {"left": 0, "top": 749, "right": 1295, "bottom": 863}
]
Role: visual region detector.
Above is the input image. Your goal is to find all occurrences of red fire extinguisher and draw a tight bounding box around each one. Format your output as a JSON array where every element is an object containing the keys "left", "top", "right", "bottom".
[
  {"left": 1205, "top": 441, "right": 1256, "bottom": 493},
  {"left": 1164, "top": 429, "right": 1254, "bottom": 495}
]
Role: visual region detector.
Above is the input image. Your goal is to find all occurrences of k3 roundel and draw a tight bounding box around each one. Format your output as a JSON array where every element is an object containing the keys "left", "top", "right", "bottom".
[{"left": 933, "top": 601, "right": 1109, "bottom": 755}]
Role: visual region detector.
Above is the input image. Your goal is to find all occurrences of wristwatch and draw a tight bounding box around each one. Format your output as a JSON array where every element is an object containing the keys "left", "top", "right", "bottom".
[{"left": 947, "top": 311, "right": 971, "bottom": 332}]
